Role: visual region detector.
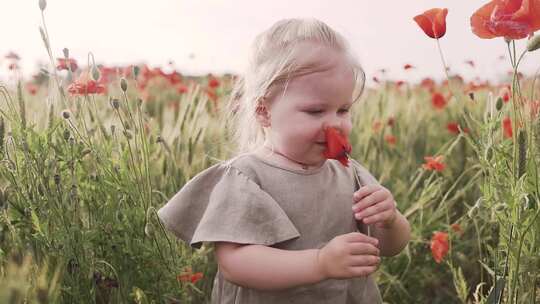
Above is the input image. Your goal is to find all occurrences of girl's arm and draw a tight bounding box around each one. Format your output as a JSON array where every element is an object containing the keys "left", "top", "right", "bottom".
[
  {"left": 215, "top": 232, "right": 381, "bottom": 291},
  {"left": 215, "top": 242, "right": 325, "bottom": 291}
]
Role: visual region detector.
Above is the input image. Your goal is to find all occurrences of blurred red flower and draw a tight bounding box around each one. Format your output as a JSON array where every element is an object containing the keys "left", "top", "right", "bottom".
[
  {"left": 471, "top": 0, "right": 540, "bottom": 39},
  {"left": 403, "top": 64, "right": 415, "bottom": 70},
  {"left": 431, "top": 92, "right": 448, "bottom": 109},
  {"left": 26, "top": 83, "right": 38, "bottom": 95},
  {"left": 447, "top": 122, "right": 469, "bottom": 134},
  {"left": 177, "top": 268, "right": 204, "bottom": 284},
  {"left": 431, "top": 231, "right": 449, "bottom": 263},
  {"left": 5, "top": 51, "right": 20, "bottom": 61},
  {"left": 423, "top": 155, "right": 445, "bottom": 171},
  {"left": 384, "top": 134, "right": 397, "bottom": 146},
  {"left": 503, "top": 117, "right": 513, "bottom": 138},
  {"left": 67, "top": 79, "right": 106, "bottom": 95},
  {"left": 323, "top": 126, "right": 351, "bottom": 167},
  {"left": 56, "top": 58, "right": 78, "bottom": 71},
  {"left": 413, "top": 8, "right": 449, "bottom": 39},
  {"left": 208, "top": 76, "right": 220, "bottom": 89}
]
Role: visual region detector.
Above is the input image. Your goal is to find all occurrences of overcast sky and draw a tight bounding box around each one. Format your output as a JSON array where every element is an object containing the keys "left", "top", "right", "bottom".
[{"left": 1, "top": 0, "right": 539, "bottom": 84}]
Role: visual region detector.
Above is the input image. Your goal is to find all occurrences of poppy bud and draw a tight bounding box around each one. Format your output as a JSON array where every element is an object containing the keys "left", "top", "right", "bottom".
[
  {"left": 110, "top": 98, "right": 120, "bottom": 109},
  {"left": 120, "top": 78, "right": 128, "bottom": 92},
  {"left": 496, "top": 97, "right": 503, "bottom": 111},
  {"left": 63, "top": 47, "right": 69, "bottom": 58},
  {"left": 123, "top": 130, "right": 133, "bottom": 140},
  {"left": 133, "top": 66, "right": 140, "bottom": 79},
  {"left": 527, "top": 34, "right": 540, "bottom": 52},
  {"left": 39, "top": 0, "right": 46, "bottom": 11},
  {"left": 63, "top": 129, "right": 70, "bottom": 141},
  {"left": 91, "top": 65, "right": 100, "bottom": 81},
  {"left": 61, "top": 109, "right": 71, "bottom": 119}
]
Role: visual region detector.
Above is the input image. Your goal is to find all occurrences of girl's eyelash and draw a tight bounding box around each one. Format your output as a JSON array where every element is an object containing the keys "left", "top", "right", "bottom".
[{"left": 305, "top": 109, "right": 350, "bottom": 114}]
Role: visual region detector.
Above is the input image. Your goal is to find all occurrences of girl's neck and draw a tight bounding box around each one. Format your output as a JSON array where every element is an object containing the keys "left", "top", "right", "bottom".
[{"left": 256, "top": 144, "right": 324, "bottom": 171}]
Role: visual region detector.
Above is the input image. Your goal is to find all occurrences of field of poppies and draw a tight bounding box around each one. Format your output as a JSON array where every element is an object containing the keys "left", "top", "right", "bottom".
[{"left": 1, "top": 1, "right": 540, "bottom": 303}]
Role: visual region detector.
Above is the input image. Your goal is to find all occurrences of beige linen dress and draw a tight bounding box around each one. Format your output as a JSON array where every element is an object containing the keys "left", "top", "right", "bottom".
[{"left": 157, "top": 153, "right": 383, "bottom": 303}]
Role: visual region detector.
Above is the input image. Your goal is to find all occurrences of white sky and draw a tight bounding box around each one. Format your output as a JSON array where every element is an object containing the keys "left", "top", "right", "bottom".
[{"left": 1, "top": 0, "right": 539, "bottom": 84}]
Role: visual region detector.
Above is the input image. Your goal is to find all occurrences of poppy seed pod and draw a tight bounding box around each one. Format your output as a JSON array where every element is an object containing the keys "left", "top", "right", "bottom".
[
  {"left": 111, "top": 98, "right": 120, "bottom": 109},
  {"left": 61, "top": 110, "right": 71, "bottom": 119},
  {"left": 527, "top": 34, "right": 540, "bottom": 52},
  {"left": 120, "top": 78, "right": 128, "bottom": 92},
  {"left": 39, "top": 0, "right": 46, "bottom": 11},
  {"left": 91, "top": 65, "right": 100, "bottom": 81},
  {"left": 63, "top": 47, "right": 69, "bottom": 58},
  {"left": 133, "top": 66, "right": 140, "bottom": 79},
  {"left": 496, "top": 97, "right": 504, "bottom": 111}
]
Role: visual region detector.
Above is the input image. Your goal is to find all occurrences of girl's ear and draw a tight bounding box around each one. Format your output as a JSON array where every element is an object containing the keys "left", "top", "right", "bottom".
[{"left": 255, "top": 101, "right": 271, "bottom": 128}]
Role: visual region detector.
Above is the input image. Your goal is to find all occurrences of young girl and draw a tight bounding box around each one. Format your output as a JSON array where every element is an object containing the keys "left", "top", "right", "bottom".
[{"left": 158, "top": 18, "right": 410, "bottom": 303}]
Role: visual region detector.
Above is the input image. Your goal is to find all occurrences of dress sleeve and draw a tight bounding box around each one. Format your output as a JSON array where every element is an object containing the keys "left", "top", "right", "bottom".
[{"left": 157, "top": 163, "right": 301, "bottom": 249}]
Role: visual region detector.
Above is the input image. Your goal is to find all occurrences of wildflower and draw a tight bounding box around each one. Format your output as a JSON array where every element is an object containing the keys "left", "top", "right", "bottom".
[
  {"left": 431, "top": 92, "right": 447, "bottom": 109},
  {"left": 26, "top": 83, "right": 38, "bottom": 95},
  {"left": 323, "top": 126, "right": 352, "bottom": 167},
  {"left": 208, "top": 76, "right": 220, "bottom": 88},
  {"left": 403, "top": 64, "right": 415, "bottom": 70},
  {"left": 430, "top": 231, "right": 449, "bottom": 263},
  {"left": 56, "top": 58, "right": 78, "bottom": 71},
  {"left": 423, "top": 155, "right": 446, "bottom": 171},
  {"left": 177, "top": 268, "right": 204, "bottom": 284},
  {"left": 384, "top": 134, "right": 397, "bottom": 146},
  {"left": 447, "top": 122, "right": 469, "bottom": 134},
  {"left": 372, "top": 120, "right": 383, "bottom": 133},
  {"left": 471, "top": 0, "right": 540, "bottom": 40},
  {"left": 413, "top": 8, "right": 449, "bottom": 39},
  {"left": 5, "top": 51, "right": 20, "bottom": 61},
  {"left": 67, "top": 79, "right": 106, "bottom": 95},
  {"left": 451, "top": 223, "right": 463, "bottom": 237},
  {"left": 503, "top": 117, "right": 513, "bottom": 138},
  {"left": 499, "top": 86, "right": 511, "bottom": 103}
]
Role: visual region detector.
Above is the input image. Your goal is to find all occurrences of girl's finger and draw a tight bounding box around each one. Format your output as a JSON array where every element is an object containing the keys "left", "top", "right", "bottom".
[
  {"left": 354, "top": 199, "right": 394, "bottom": 220},
  {"left": 353, "top": 189, "right": 386, "bottom": 210},
  {"left": 353, "top": 184, "right": 379, "bottom": 202}
]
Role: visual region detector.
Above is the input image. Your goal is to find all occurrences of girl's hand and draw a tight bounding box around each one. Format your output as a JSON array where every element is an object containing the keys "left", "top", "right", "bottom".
[
  {"left": 352, "top": 184, "right": 397, "bottom": 229},
  {"left": 317, "top": 232, "right": 380, "bottom": 280}
]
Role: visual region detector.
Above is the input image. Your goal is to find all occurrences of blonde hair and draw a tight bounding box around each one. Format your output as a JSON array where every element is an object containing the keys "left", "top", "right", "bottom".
[{"left": 226, "top": 18, "right": 366, "bottom": 155}]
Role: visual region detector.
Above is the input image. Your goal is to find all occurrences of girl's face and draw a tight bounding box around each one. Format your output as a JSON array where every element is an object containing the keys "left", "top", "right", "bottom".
[{"left": 262, "top": 44, "right": 356, "bottom": 167}]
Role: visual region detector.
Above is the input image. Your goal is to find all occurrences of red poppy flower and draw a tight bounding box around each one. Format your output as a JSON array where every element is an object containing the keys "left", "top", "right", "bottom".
[
  {"left": 503, "top": 117, "right": 513, "bottom": 138},
  {"left": 423, "top": 155, "right": 446, "bottom": 171},
  {"left": 323, "top": 126, "right": 352, "bottom": 167},
  {"left": 447, "top": 122, "right": 469, "bottom": 134},
  {"left": 208, "top": 76, "right": 220, "bottom": 89},
  {"left": 499, "top": 86, "right": 511, "bottom": 102},
  {"left": 451, "top": 223, "right": 464, "bottom": 237},
  {"left": 56, "top": 58, "right": 78, "bottom": 71},
  {"left": 176, "top": 84, "right": 189, "bottom": 94},
  {"left": 413, "top": 8, "right": 449, "bottom": 39},
  {"left": 403, "top": 64, "right": 415, "bottom": 70},
  {"left": 420, "top": 77, "right": 436, "bottom": 92},
  {"left": 430, "top": 231, "right": 449, "bottom": 263},
  {"left": 177, "top": 269, "right": 204, "bottom": 284},
  {"left": 471, "top": 0, "right": 540, "bottom": 40},
  {"left": 372, "top": 120, "right": 383, "bottom": 133},
  {"left": 431, "top": 92, "right": 448, "bottom": 109},
  {"left": 67, "top": 79, "right": 107, "bottom": 95},
  {"left": 5, "top": 51, "right": 20, "bottom": 61},
  {"left": 26, "top": 83, "right": 38, "bottom": 95},
  {"left": 384, "top": 134, "right": 397, "bottom": 146}
]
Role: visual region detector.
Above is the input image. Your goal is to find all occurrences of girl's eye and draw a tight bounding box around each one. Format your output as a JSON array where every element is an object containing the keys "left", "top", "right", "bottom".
[
  {"left": 338, "top": 109, "right": 350, "bottom": 114},
  {"left": 305, "top": 110, "right": 323, "bottom": 115}
]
